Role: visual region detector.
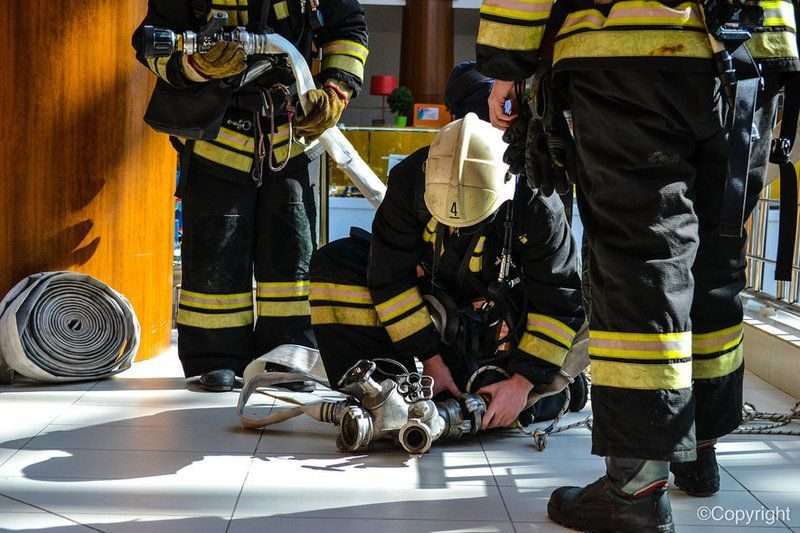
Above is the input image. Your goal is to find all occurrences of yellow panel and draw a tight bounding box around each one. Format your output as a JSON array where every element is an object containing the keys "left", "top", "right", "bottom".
[
  {"left": 328, "top": 129, "right": 438, "bottom": 191},
  {"left": 370, "top": 130, "right": 437, "bottom": 181},
  {"left": 329, "top": 130, "right": 371, "bottom": 187}
]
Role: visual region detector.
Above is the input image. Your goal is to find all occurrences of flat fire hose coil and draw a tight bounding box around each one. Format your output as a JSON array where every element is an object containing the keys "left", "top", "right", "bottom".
[{"left": 0, "top": 272, "right": 140, "bottom": 383}]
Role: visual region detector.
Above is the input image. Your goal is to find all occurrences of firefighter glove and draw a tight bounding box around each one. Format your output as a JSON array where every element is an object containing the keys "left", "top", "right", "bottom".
[
  {"left": 183, "top": 41, "right": 247, "bottom": 81},
  {"left": 295, "top": 85, "right": 349, "bottom": 141}
]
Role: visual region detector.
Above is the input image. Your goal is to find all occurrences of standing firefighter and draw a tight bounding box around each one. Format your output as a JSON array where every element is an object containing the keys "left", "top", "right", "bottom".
[
  {"left": 309, "top": 67, "right": 587, "bottom": 428},
  {"left": 132, "top": 0, "right": 368, "bottom": 391},
  {"left": 476, "top": 0, "right": 798, "bottom": 530}
]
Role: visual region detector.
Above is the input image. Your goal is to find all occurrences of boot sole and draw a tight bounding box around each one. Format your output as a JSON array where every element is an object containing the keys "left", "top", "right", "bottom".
[{"left": 547, "top": 499, "right": 675, "bottom": 533}]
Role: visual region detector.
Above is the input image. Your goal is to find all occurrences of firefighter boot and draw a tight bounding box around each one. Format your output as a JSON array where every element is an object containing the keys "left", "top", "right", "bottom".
[
  {"left": 548, "top": 457, "right": 674, "bottom": 532},
  {"left": 197, "top": 369, "right": 240, "bottom": 392},
  {"left": 670, "top": 440, "right": 720, "bottom": 497}
]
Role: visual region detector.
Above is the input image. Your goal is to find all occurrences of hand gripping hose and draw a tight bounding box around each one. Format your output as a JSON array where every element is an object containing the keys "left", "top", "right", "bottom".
[
  {"left": 243, "top": 34, "right": 386, "bottom": 207},
  {"left": 0, "top": 272, "right": 140, "bottom": 383}
]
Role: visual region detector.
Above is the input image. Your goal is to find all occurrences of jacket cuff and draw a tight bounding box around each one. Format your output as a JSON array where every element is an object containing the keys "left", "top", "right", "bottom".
[{"left": 316, "top": 69, "right": 363, "bottom": 97}]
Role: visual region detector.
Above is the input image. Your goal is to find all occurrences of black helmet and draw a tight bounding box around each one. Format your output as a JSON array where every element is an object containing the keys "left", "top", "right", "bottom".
[{"left": 444, "top": 61, "right": 494, "bottom": 122}]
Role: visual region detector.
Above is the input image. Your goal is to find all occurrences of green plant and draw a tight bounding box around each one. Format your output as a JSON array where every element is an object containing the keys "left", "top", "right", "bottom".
[{"left": 387, "top": 86, "right": 414, "bottom": 118}]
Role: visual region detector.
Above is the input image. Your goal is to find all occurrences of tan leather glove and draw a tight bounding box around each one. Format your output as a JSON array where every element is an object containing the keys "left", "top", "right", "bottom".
[
  {"left": 182, "top": 41, "right": 247, "bottom": 81},
  {"left": 294, "top": 84, "right": 350, "bottom": 141}
]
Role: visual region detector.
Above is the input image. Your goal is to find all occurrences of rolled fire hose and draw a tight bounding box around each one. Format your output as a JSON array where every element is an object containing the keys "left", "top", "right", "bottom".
[
  {"left": 241, "top": 34, "right": 386, "bottom": 207},
  {"left": 0, "top": 272, "right": 140, "bottom": 383}
]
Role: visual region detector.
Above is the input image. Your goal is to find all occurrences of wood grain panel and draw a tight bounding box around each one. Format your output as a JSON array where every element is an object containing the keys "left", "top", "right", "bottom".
[
  {"left": 400, "top": 0, "right": 454, "bottom": 105},
  {"left": 0, "top": 1, "right": 176, "bottom": 360}
]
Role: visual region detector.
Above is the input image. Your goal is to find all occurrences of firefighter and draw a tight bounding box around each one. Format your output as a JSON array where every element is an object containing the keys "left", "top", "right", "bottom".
[
  {"left": 309, "top": 68, "right": 587, "bottom": 427},
  {"left": 132, "top": 0, "right": 368, "bottom": 391},
  {"left": 476, "top": 0, "right": 799, "bottom": 530}
]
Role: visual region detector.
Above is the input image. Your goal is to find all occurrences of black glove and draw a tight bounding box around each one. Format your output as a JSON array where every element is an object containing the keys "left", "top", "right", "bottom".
[{"left": 524, "top": 71, "right": 576, "bottom": 197}]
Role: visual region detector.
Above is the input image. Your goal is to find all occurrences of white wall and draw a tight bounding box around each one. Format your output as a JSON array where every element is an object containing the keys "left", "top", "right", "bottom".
[{"left": 341, "top": 6, "right": 480, "bottom": 127}]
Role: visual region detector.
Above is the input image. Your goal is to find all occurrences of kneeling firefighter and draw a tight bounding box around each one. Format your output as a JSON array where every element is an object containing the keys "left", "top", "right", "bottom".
[
  {"left": 132, "top": 0, "right": 368, "bottom": 391},
  {"left": 476, "top": 0, "right": 799, "bottom": 529},
  {"left": 310, "top": 66, "right": 588, "bottom": 429}
]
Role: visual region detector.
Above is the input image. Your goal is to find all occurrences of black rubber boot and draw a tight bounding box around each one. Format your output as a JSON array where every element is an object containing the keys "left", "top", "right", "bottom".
[
  {"left": 196, "top": 369, "right": 239, "bottom": 392},
  {"left": 671, "top": 443, "right": 720, "bottom": 497},
  {"left": 548, "top": 476, "right": 675, "bottom": 533}
]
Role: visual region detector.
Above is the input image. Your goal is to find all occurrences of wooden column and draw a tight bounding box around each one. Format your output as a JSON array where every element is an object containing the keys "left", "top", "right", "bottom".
[
  {"left": 400, "top": 0, "right": 454, "bottom": 104},
  {"left": 0, "top": 1, "right": 176, "bottom": 360}
]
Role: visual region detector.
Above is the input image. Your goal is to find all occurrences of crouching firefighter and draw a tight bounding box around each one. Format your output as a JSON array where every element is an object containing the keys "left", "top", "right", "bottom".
[
  {"left": 476, "top": 0, "right": 799, "bottom": 529},
  {"left": 131, "top": 0, "right": 369, "bottom": 391},
  {"left": 310, "top": 110, "right": 588, "bottom": 430}
]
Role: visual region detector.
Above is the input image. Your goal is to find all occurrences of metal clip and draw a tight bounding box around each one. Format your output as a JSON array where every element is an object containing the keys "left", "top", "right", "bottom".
[{"left": 770, "top": 137, "right": 792, "bottom": 165}]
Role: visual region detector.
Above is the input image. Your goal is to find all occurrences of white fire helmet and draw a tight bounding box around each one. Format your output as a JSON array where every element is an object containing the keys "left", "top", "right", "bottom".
[{"left": 424, "top": 113, "right": 513, "bottom": 228}]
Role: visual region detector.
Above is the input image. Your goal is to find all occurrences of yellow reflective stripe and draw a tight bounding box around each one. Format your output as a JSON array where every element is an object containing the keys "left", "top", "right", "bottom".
[
  {"left": 375, "top": 287, "right": 425, "bottom": 323},
  {"left": 274, "top": 0, "right": 290, "bottom": 20},
  {"left": 176, "top": 308, "right": 254, "bottom": 329},
  {"left": 760, "top": 0, "right": 796, "bottom": 28},
  {"left": 518, "top": 333, "right": 569, "bottom": 367},
  {"left": 179, "top": 290, "right": 252, "bottom": 310},
  {"left": 311, "top": 305, "right": 381, "bottom": 327},
  {"left": 555, "top": 29, "right": 712, "bottom": 64},
  {"left": 480, "top": 0, "right": 552, "bottom": 23},
  {"left": 469, "top": 255, "right": 483, "bottom": 273},
  {"left": 477, "top": 19, "right": 546, "bottom": 51},
  {"left": 257, "top": 281, "right": 310, "bottom": 299},
  {"left": 216, "top": 127, "right": 255, "bottom": 153},
  {"left": 271, "top": 124, "right": 291, "bottom": 144},
  {"left": 473, "top": 236, "right": 486, "bottom": 254},
  {"left": 310, "top": 283, "right": 373, "bottom": 305},
  {"left": 693, "top": 324, "right": 743, "bottom": 355},
  {"left": 558, "top": 2, "right": 705, "bottom": 35},
  {"left": 589, "top": 330, "right": 691, "bottom": 360},
  {"left": 322, "top": 54, "right": 365, "bottom": 80},
  {"left": 273, "top": 141, "right": 306, "bottom": 162},
  {"left": 527, "top": 314, "right": 576, "bottom": 347},
  {"left": 591, "top": 358, "right": 692, "bottom": 390},
  {"left": 194, "top": 141, "right": 253, "bottom": 173},
  {"left": 384, "top": 306, "right": 433, "bottom": 342},
  {"left": 423, "top": 218, "right": 437, "bottom": 243},
  {"left": 323, "top": 40, "right": 369, "bottom": 63},
  {"left": 257, "top": 300, "right": 310, "bottom": 317},
  {"left": 239, "top": 0, "right": 249, "bottom": 26},
  {"left": 747, "top": 30, "right": 799, "bottom": 60},
  {"left": 693, "top": 344, "right": 744, "bottom": 380}
]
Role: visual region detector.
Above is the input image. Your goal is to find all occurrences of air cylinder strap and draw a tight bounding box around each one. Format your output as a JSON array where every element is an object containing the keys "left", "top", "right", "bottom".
[
  {"left": 772, "top": 75, "right": 800, "bottom": 281},
  {"left": 0, "top": 272, "right": 140, "bottom": 383},
  {"left": 719, "top": 45, "right": 762, "bottom": 240}
]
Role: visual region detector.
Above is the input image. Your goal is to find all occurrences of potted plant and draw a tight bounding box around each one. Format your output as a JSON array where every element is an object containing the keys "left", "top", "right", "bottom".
[{"left": 388, "top": 86, "right": 413, "bottom": 127}]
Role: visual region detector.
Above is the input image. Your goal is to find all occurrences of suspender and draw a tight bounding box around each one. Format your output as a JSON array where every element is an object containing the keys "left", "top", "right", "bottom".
[{"left": 772, "top": 76, "right": 800, "bottom": 281}]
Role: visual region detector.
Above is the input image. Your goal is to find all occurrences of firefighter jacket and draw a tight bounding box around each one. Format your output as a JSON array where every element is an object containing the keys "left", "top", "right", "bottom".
[
  {"left": 132, "top": 0, "right": 368, "bottom": 180},
  {"left": 368, "top": 147, "right": 585, "bottom": 385},
  {"left": 476, "top": 0, "right": 800, "bottom": 79}
]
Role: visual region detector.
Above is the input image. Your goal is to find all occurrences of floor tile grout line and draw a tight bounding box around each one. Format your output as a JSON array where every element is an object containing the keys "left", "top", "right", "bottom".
[
  {"left": 722, "top": 462, "right": 794, "bottom": 530},
  {"left": 226, "top": 457, "right": 255, "bottom": 533},
  {"left": 482, "top": 435, "right": 519, "bottom": 525},
  {"left": 0, "top": 492, "right": 109, "bottom": 533}
]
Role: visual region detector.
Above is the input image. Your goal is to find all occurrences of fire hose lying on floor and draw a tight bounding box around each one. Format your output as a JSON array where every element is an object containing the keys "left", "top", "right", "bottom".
[
  {"left": 0, "top": 272, "right": 140, "bottom": 383},
  {"left": 237, "top": 327, "right": 590, "bottom": 454}
]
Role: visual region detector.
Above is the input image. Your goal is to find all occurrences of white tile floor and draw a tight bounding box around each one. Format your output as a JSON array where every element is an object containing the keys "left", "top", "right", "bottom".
[{"left": 0, "top": 346, "right": 798, "bottom": 533}]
